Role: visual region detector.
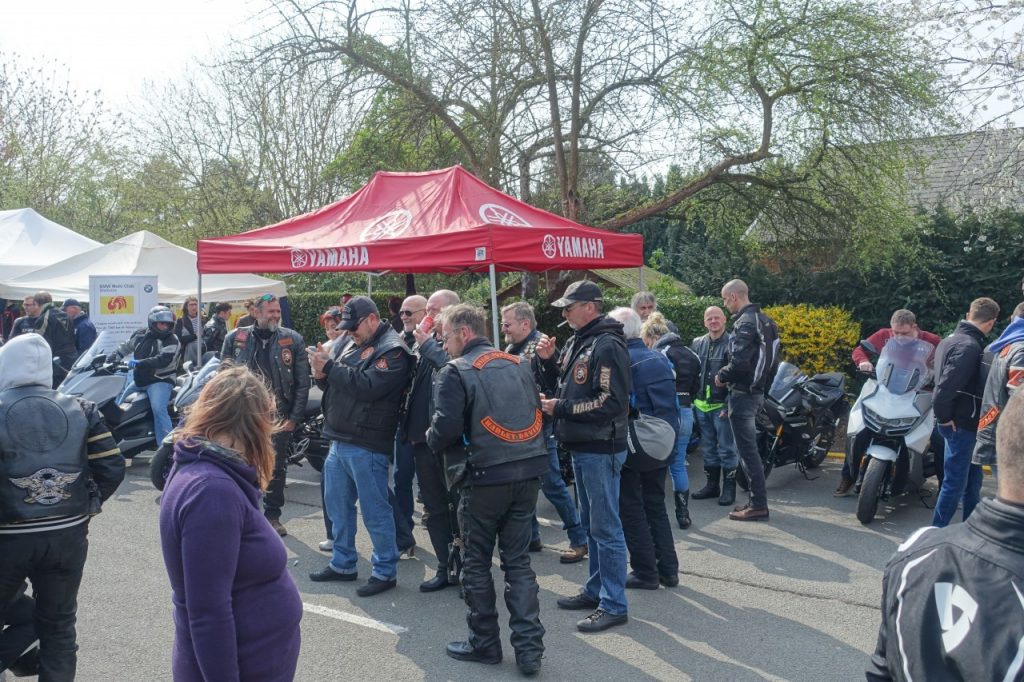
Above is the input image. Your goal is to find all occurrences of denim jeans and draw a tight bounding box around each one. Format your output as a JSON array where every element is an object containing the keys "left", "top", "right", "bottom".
[
  {"left": 323, "top": 442, "right": 399, "bottom": 580},
  {"left": 695, "top": 406, "right": 738, "bottom": 469},
  {"left": 531, "top": 432, "right": 587, "bottom": 547},
  {"left": 392, "top": 439, "right": 416, "bottom": 551},
  {"left": 669, "top": 406, "right": 695, "bottom": 492},
  {"left": 729, "top": 392, "right": 767, "bottom": 508},
  {"left": 120, "top": 378, "right": 173, "bottom": 445},
  {"left": 932, "top": 424, "right": 983, "bottom": 528},
  {"left": 572, "top": 450, "right": 628, "bottom": 616}
]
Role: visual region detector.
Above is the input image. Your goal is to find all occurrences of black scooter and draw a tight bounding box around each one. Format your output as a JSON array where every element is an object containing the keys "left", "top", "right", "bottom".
[
  {"left": 737, "top": 361, "right": 848, "bottom": 490},
  {"left": 59, "top": 331, "right": 170, "bottom": 460}
]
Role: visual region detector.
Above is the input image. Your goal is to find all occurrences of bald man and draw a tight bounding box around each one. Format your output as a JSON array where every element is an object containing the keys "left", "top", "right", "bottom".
[{"left": 716, "top": 279, "right": 780, "bottom": 521}]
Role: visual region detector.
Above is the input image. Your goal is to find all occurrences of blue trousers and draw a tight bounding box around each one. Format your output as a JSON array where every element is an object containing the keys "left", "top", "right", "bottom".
[
  {"left": 669, "top": 406, "right": 696, "bottom": 491},
  {"left": 932, "top": 424, "right": 983, "bottom": 528},
  {"left": 531, "top": 433, "right": 587, "bottom": 547},
  {"left": 323, "top": 442, "right": 399, "bottom": 580},
  {"left": 573, "top": 451, "right": 628, "bottom": 616}
]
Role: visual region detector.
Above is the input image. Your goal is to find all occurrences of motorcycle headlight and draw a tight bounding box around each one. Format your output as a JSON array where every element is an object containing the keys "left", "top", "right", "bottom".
[{"left": 863, "top": 406, "right": 917, "bottom": 428}]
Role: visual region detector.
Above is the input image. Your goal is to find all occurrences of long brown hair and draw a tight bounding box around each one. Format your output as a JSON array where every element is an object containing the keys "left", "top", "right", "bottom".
[{"left": 176, "top": 365, "right": 279, "bottom": 488}]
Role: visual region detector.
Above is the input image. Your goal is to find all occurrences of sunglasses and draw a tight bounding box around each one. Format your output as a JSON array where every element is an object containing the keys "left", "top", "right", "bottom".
[{"left": 399, "top": 308, "right": 425, "bottom": 317}]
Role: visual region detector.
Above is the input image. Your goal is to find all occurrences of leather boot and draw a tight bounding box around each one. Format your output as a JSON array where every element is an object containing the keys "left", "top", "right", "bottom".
[
  {"left": 673, "top": 491, "right": 691, "bottom": 529},
  {"left": 691, "top": 466, "right": 721, "bottom": 499},
  {"left": 718, "top": 468, "right": 737, "bottom": 506}
]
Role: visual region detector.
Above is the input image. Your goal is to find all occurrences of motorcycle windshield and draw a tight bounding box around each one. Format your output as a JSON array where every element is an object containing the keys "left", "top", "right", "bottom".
[
  {"left": 70, "top": 330, "right": 122, "bottom": 373},
  {"left": 175, "top": 356, "right": 221, "bottom": 408},
  {"left": 876, "top": 337, "right": 934, "bottom": 396},
  {"left": 768, "top": 362, "right": 804, "bottom": 401}
]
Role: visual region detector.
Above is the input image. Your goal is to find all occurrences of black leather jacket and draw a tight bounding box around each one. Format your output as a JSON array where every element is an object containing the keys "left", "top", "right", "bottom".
[
  {"left": 401, "top": 336, "right": 449, "bottom": 445},
  {"left": 540, "top": 315, "right": 631, "bottom": 453},
  {"left": 933, "top": 320, "right": 989, "bottom": 431},
  {"left": 0, "top": 388, "right": 124, "bottom": 526},
  {"left": 33, "top": 304, "right": 77, "bottom": 372},
  {"left": 427, "top": 337, "right": 546, "bottom": 487},
  {"left": 318, "top": 323, "right": 413, "bottom": 455},
  {"left": 113, "top": 329, "right": 180, "bottom": 387},
  {"left": 222, "top": 325, "right": 310, "bottom": 424},
  {"left": 718, "top": 304, "right": 780, "bottom": 394},
  {"left": 868, "top": 498, "right": 1024, "bottom": 681},
  {"left": 653, "top": 332, "right": 701, "bottom": 407},
  {"left": 691, "top": 332, "right": 731, "bottom": 407}
]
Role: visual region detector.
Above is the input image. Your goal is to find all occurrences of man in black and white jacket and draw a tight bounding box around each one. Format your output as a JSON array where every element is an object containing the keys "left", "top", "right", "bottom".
[{"left": 867, "top": 389, "right": 1024, "bottom": 681}]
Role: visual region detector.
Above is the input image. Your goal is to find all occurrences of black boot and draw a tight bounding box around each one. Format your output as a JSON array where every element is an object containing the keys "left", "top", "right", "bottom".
[
  {"left": 674, "top": 491, "right": 691, "bottom": 529},
  {"left": 691, "top": 466, "right": 721, "bottom": 499},
  {"left": 719, "top": 468, "right": 737, "bottom": 506}
]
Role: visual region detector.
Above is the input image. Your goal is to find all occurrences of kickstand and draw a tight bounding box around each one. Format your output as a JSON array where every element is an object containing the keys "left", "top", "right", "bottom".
[{"left": 797, "top": 460, "right": 819, "bottom": 481}]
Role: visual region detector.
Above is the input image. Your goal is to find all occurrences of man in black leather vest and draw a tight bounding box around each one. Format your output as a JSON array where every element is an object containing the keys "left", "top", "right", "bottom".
[
  {"left": 427, "top": 304, "right": 547, "bottom": 676},
  {"left": 222, "top": 294, "right": 310, "bottom": 536},
  {"left": 307, "top": 296, "right": 414, "bottom": 598},
  {"left": 0, "top": 334, "right": 124, "bottom": 681}
]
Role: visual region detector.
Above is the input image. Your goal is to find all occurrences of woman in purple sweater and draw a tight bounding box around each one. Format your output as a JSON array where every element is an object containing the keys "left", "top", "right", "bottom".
[{"left": 159, "top": 366, "right": 302, "bottom": 681}]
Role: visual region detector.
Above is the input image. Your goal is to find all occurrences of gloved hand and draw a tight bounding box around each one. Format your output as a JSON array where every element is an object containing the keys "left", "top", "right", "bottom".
[{"left": 127, "top": 359, "right": 139, "bottom": 369}]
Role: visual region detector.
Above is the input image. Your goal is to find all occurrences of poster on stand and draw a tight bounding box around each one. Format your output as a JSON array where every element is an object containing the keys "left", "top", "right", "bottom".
[{"left": 89, "top": 275, "right": 159, "bottom": 342}]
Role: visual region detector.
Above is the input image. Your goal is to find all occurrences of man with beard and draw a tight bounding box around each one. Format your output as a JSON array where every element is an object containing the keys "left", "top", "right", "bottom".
[
  {"left": 307, "top": 296, "right": 414, "bottom": 597},
  {"left": 222, "top": 294, "right": 310, "bottom": 536},
  {"left": 537, "top": 281, "right": 632, "bottom": 633}
]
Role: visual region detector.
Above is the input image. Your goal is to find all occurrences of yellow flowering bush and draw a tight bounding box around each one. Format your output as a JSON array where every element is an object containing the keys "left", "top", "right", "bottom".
[{"left": 763, "top": 304, "right": 861, "bottom": 376}]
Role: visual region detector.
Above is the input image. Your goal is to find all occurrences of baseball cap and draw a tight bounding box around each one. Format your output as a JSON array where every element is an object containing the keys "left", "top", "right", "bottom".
[
  {"left": 552, "top": 281, "right": 603, "bottom": 308},
  {"left": 62, "top": 298, "right": 82, "bottom": 309},
  {"left": 338, "top": 296, "right": 379, "bottom": 330}
]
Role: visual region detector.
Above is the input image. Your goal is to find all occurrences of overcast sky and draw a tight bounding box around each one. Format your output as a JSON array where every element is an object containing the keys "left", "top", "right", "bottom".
[{"left": 0, "top": 0, "right": 262, "bottom": 107}]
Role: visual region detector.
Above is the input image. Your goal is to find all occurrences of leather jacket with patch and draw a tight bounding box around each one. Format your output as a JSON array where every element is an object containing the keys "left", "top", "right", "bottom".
[
  {"left": 427, "top": 337, "right": 546, "bottom": 487},
  {"left": 318, "top": 323, "right": 413, "bottom": 456},
  {"left": 222, "top": 325, "right": 310, "bottom": 424},
  {"left": 0, "top": 388, "right": 124, "bottom": 526},
  {"left": 973, "top": 339, "right": 1024, "bottom": 465},
  {"left": 540, "top": 315, "right": 631, "bottom": 453},
  {"left": 867, "top": 498, "right": 1024, "bottom": 681}
]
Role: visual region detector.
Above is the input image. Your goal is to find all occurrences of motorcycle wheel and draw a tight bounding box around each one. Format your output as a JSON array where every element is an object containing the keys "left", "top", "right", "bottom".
[
  {"left": 803, "top": 424, "right": 835, "bottom": 470},
  {"left": 856, "top": 457, "right": 889, "bottom": 525}
]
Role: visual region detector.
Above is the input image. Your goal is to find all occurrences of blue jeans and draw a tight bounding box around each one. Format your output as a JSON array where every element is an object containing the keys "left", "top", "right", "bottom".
[
  {"left": 669, "top": 406, "right": 695, "bottom": 492},
  {"left": 532, "top": 433, "right": 587, "bottom": 547},
  {"left": 932, "top": 425, "right": 983, "bottom": 528},
  {"left": 573, "top": 450, "right": 628, "bottom": 616},
  {"left": 120, "top": 378, "right": 173, "bottom": 445},
  {"left": 323, "top": 442, "right": 399, "bottom": 580},
  {"left": 695, "top": 406, "right": 738, "bottom": 469},
  {"left": 392, "top": 439, "right": 416, "bottom": 551}
]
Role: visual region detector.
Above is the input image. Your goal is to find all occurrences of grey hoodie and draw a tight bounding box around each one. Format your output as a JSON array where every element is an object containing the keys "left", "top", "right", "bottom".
[{"left": 0, "top": 333, "right": 54, "bottom": 393}]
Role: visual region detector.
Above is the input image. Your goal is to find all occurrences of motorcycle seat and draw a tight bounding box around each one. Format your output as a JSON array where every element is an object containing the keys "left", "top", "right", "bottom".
[
  {"left": 810, "top": 373, "right": 844, "bottom": 389},
  {"left": 304, "top": 387, "right": 323, "bottom": 417}
]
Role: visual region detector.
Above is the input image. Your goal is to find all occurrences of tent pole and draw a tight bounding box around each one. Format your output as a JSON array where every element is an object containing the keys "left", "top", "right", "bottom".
[
  {"left": 638, "top": 266, "right": 644, "bottom": 291},
  {"left": 196, "top": 273, "right": 203, "bottom": 367},
  {"left": 367, "top": 273, "right": 372, "bottom": 295},
  {"left": 489, "top": 264, "right": 499, "bottom": 344}
]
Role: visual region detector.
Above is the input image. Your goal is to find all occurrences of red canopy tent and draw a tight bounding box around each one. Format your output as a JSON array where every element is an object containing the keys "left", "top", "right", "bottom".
[{"left": 197, "top": 165, "right": 643, "bottom": 340}]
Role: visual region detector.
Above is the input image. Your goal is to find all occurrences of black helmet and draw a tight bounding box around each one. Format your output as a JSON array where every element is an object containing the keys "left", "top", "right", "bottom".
[{"left": 148, "top": 305, "right": 175, "bottom": 337}]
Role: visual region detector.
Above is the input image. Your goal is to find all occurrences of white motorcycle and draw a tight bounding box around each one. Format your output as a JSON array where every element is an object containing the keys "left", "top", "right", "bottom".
[{"left": 848, "top": 336, "right": 944, "bottom": 524}]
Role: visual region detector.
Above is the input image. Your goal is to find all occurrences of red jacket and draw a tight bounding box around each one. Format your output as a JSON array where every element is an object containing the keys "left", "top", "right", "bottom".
[{"left": 852, "top": 328, "right": 942, "bottom": 366}]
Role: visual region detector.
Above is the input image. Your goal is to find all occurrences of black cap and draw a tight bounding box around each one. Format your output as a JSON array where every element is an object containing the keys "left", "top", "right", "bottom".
[
  {"left": 62, "top": 298, "right": 82, "bottom": 309},
  {"left": 338, "top": 296, "right": 379, "bottom": 330},
  {"left": 552, "top": 281, "right": 603, "bottom": 308}
]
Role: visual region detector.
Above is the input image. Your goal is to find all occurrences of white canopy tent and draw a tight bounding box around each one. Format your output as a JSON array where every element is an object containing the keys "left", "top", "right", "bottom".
[
  {"left": 0, "top": 230, "right": 287, "bottom": 303},
  {"left": 0, "top": 208, "right": 101, "bottom": 280}
]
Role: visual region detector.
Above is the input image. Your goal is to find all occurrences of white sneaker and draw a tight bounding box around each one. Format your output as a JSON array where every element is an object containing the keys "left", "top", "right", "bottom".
[{"left": 318, "top": 540, "right": 332, "bottom": 552}]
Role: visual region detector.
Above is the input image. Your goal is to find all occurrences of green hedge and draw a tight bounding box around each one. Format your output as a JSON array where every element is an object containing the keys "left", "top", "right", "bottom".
[{"left": 287, "top": 291, "right": 408, "bottom": 345}]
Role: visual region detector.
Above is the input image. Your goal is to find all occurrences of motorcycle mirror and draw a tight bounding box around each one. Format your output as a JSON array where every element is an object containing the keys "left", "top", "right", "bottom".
[
  {"left": 858, "top": 339, "right": 878, "bottom": 356},
  {"left": 182, "top": 360, "right": 194, "bottom": 374}
]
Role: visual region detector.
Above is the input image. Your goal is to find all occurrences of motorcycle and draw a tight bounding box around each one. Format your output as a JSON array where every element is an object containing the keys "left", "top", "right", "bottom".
[
  {"left": 849, "top": 337, "right": 943, "bottom": 525},
  {"left": 59, "top": 330, "right": 168, "bottom": 460},
  {"left": 148, "top": 355, "right": 329, "bottom": 490},
  {"left": 737, "top": 361, "right": 848, "bottom": 490}
]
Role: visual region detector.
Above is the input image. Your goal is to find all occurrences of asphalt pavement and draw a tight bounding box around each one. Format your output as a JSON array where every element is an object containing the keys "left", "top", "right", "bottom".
[{"left": 64, "top": 452, "right": 994, "bottom": 681}]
